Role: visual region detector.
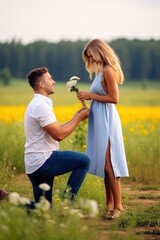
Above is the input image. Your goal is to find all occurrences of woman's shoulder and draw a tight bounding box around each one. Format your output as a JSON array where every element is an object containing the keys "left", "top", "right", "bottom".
[
  {"left": 103, "top": 65, "right": 115, "bottom": 78},
  {"left": 103, "top": 65, "right": 113, "bottom": 72}
]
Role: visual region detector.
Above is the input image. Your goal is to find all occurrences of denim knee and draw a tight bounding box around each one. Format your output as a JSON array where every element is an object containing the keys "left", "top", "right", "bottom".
[{"left": 83, "top": 153, "right": 91, "bottom": 168}]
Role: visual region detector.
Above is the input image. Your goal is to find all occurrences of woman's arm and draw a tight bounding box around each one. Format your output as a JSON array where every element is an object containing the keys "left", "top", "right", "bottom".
[{"left": 77, "top": 66, "right": 119, "bottom": 104}]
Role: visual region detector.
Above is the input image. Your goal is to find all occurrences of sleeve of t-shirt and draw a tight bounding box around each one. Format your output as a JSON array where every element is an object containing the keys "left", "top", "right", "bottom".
[{"left": 38, "top": 104, "right": 57, "bottom": 127}]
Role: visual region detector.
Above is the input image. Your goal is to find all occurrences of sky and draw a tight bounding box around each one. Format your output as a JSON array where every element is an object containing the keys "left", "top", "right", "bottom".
[{"left": 0, "top": 0, "right": 160, "bottom": 44}]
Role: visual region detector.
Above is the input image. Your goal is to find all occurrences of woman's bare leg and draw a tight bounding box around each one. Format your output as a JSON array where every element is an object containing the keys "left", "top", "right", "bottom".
[
  {"left": 105, "top": 141, "right": 123, "bottom": 211},
  {"left": 104, "top": 172, "right": 114, "bottom": 210}
]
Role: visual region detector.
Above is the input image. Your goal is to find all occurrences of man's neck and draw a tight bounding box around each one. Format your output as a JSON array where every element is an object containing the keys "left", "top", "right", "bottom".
[{"left": 34, "top": 90, "right": 49, "bottom": 97}]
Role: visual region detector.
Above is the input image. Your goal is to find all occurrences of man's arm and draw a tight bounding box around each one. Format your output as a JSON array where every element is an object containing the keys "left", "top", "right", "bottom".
[{"left": 43, "top": 108, "right": 89, "bottom": 141}]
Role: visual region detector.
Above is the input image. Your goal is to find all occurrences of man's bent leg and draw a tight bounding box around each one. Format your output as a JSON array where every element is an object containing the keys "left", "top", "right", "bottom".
[{"left": 46, "top": 151, "right": 91, "bottom": 199}]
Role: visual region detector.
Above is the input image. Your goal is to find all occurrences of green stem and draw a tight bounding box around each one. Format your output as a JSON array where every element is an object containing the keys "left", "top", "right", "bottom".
[
  {"left": 80, "top": 99, "right": 87, "bottom": 109},
  {"left": 71, "top": 86, "right": 87, "bottom": 109}
]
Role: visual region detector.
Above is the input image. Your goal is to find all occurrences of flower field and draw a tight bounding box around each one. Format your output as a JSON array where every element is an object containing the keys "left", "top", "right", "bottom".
[
  {"left": 0, "top": 104, "right": 160, "bottom": 123},
  {"left": 0, "top": 104, "right": 159, "bottom": 184}
]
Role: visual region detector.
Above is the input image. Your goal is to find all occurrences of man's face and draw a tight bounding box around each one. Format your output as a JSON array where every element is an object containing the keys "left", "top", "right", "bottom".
[{"left": 40, "top": 72, "right": 55, "bottom": 95}]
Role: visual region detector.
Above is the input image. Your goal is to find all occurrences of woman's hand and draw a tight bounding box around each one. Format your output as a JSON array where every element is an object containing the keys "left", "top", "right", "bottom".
[{"left": 77, "top": 91, "right": 91, "bottom": 101}]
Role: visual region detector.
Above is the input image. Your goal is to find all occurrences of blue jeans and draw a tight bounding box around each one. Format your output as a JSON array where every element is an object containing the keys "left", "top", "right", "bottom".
[{"left": 27, "top": 150, "right": 91, "bottom": 205}]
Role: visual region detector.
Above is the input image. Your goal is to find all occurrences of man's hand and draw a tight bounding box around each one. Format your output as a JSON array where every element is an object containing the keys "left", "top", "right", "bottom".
[{"left": 77, "top": 108, "right": 90, "bottom": 121}]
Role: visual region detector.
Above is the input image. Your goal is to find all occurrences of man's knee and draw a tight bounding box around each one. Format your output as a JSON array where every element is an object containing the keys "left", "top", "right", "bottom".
[{"left": 82, "top": 153, "right": 91, "bottom": 168}]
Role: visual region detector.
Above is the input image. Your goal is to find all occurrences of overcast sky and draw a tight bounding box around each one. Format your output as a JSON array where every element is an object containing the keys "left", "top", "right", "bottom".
[{"left": 0, "top": 0, "right": 160, "bottom": 44}]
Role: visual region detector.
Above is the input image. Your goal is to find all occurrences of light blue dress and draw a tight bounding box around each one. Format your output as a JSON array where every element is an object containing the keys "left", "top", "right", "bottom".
[{"left": 87, "top": 71, "right": 129, "bottom": 178}]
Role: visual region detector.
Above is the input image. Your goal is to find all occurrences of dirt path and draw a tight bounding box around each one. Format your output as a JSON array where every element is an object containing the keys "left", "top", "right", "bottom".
[{"left": 13, "top": 174, "right": 160, "bottom": 240}]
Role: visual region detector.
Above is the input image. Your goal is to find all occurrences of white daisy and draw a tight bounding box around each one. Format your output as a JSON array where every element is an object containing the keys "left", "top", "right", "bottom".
[
  {"left": 8, "top": 192, "right": 20, "bottom": 205},
  {"left": 66, "top": 76, "right": 80, "bottom": 92},
  {"left": 39, "top": 183, "right": 51, "bottom": 191},
  {"left": 19, "top": 197, "right": 31, "bottom": 205}
]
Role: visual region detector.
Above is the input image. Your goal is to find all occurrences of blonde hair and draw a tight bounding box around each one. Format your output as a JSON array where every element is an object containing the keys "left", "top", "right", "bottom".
[{"left": 82, "top": 39, "right": 124, "bottom": 84}]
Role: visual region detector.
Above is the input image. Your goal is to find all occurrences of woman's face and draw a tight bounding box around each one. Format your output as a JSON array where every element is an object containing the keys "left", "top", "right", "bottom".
[{"left": 86, "top": 49, "right": 97, "bottom": 64}]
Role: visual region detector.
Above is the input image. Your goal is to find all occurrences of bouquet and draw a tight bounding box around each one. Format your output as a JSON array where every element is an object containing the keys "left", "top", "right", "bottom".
[{"left": 66, "top": 76, "right": 87, "bottom": 109}]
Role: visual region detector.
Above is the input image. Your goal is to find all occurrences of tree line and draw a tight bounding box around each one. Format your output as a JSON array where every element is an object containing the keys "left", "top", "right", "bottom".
[{"left": 0, "top": 38, "right": 160, "bottom": 84}]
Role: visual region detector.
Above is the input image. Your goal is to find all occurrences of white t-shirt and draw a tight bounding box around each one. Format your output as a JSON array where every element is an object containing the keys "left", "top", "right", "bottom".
[{"left": 24, "top": 94, "right": 59, "bottom": 174}]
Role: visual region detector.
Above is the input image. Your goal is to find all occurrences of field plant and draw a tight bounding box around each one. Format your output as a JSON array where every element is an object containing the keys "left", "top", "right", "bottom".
[
  {"left": 72, "top": 120, "right": 88, "bottom": 151},
  {"left": 123, "top": 119, "right": 160, "bottom": 184},
  {"left": 0, "top": 186, "right": 97, "bottom": 240},
  {"left": 117, "top": 204, "right": 160, "bottom": 229},
  {"left": 0, "top": 121, "right": 25, "bottom": 175}
]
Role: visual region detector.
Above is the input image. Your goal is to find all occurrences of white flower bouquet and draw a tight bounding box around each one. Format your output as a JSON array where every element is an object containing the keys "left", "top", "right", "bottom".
[{"left": 66, "top": 76, "right": 87, "bottom": 109}]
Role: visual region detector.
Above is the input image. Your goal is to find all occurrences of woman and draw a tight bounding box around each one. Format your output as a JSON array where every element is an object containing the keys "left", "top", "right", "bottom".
[{"left": 77, "top": 39, "right": 129, "bottom": 219}]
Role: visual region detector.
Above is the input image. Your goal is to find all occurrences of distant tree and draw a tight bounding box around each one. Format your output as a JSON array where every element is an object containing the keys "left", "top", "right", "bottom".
[
  {"left": 0, "top": 67, "right": 12, "bottom": 85},
  {"left": 0, "top": 39, "right": 160, "bottom": 81}
]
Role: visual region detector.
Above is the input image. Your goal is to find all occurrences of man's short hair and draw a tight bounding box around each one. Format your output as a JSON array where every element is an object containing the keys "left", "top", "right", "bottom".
[{"left": 27, "top": 67, "right": 48, "bottom": 89}]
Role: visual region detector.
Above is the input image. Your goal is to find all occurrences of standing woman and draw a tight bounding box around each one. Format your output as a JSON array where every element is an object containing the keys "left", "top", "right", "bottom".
[{"left": 77, "top": 39, "right": 129, "bottom": 219}]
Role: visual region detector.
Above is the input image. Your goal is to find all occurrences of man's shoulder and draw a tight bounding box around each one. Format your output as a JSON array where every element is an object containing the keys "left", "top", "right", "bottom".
[
  {"left": 29, "top": 97, "right": 49, "bottom": 108},
  {"left": 27, "top": 97, "right": 53, "bottom": 116},
  {"left": 25, "top": 98, "right": 42, "bottom": 117}
]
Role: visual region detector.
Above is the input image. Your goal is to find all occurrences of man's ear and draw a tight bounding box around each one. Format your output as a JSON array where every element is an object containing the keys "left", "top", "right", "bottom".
[{"left": 39, "top": 81, "right": 44, "bottom": 88}]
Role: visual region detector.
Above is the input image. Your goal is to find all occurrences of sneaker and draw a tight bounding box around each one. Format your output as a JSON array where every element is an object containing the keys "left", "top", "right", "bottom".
[
  {"left": 0, "top": 189, "right": 8, "bottom": 200},
  {"left": 63, "top": 187, "right": 75, "bottom": 202}
]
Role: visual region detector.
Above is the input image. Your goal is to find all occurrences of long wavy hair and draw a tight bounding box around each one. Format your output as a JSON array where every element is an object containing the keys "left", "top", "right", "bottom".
[{"left": 82, "top": 39, "right": 124, "bottom": 84}]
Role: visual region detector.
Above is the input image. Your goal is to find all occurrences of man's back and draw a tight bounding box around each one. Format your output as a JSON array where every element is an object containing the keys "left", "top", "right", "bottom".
[{"left": 24, "top": 93, "right": 59, "bottom": 174}]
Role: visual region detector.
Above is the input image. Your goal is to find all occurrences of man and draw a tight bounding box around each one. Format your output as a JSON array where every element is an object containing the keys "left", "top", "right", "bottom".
[{"left": 24, "top": 67, "right": 91, "bottom": 206}]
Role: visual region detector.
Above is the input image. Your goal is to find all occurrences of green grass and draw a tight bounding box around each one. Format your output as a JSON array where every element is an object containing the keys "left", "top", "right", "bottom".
[
  {"left": 0, "top": 79, "right": 160, "bottom": 106},
  {"left": 0, "top": 79, "right": 89, "bottom": 106}
]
